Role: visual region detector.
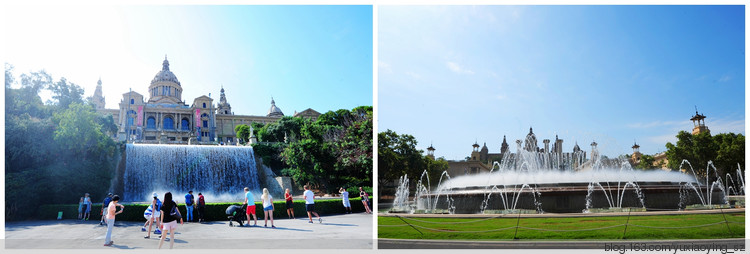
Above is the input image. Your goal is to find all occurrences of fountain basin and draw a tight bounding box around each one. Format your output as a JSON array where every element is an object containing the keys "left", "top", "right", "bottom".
[{"left": 419, "top": 182, "right": 724, "bottom": 213}]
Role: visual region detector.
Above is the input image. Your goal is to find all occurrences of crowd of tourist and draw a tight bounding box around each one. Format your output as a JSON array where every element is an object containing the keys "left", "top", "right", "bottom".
[{"left": 81, "top": 185, "right": 370, "bottom": 248}]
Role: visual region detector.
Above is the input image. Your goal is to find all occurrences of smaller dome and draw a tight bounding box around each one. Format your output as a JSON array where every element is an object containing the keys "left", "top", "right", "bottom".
[{"left": 267, "top": 98, "right": 284, "bottom": 117}]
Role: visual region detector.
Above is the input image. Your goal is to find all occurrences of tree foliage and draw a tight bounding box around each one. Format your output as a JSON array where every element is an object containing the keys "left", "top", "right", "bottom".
[
  {"left": 234, "top": 124, "right": 251, "bottom": 143},
  {"left": 378, "top": 129, "right": 426, "bottom": 186},
  {"left": 636, "top": 154, "right": 655, "bottom": 170},
  {"left": 5, "top": 64, "right": 120, "bottom": 220},
  {"left": 252, "top": 107, "right": 373, "bottom": 193},
  {"left": 665, "top": 131, "right": 744, "bottom": 179}
]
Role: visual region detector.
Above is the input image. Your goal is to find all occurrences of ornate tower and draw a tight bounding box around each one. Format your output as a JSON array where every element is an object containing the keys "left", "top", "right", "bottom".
[
  {"left": 92, "top": 78, "right": 105, "bottom": 110},
  {"left": 267, "top": 97, "right": 284, "bottom": 117},
  {"left": 217, "top": 86, "right": 232, "bottom": 115},
  {"left": 631, "top": 141, "right": 642, "bottom": 164},
  {"left": 524, "top": 127, "right": 539, "bottom": 152},
  {"left": 542, "top": 139, "right": 550, "bottom": 153},
  {"left": 480, "top": 142, "right": 489, "bottom": 161},
  {"left": 470, "top": 141, "right": 480, "bottom": 161},
  {"left": 690, "top": 108, "right": 710, "bottom": 135},
  {"left": 426, "top": 144, "right": 435, "bottom": 160},
  {"left": 500, "top": 135, "right": 509, "bottom": 155}
]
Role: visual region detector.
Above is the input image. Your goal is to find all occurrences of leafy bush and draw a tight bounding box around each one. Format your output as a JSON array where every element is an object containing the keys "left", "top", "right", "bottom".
[{"left": 38, "top": 197, "right": 372, "bottom": 221}]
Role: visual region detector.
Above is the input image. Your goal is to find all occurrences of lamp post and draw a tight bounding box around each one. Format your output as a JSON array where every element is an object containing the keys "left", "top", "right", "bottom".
[
  {"left": 126, "top": 88, "right": 131, "bottom": 143},
  {"left": 209, "top": 93, "right": 216, "bottom": 143}
]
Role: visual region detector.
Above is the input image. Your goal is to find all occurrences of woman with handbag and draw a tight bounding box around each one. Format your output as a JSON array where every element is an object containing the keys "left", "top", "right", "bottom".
[{"left": 159, "top": 192, "right": 183, "bottom": 249}]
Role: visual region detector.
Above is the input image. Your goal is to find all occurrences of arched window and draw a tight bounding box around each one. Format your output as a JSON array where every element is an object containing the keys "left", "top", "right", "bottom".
[
  {"left": 181, "top": 119, "right": 189, "bottom": 130},
  {"left": 203, "top": 120, "right": 208, "bottom": 128},
  {"left": 163, "top": 117, "right": 174, "bottom": 129},
  {"left": 126, "top": 110, "right": 136, "bottom": 126},
  {"left": 147, "top": 117, "right": 156, "bottom": 129},
  {"left": 130, "top": 99, "right": 134, "bottom": 104},
  {"left": 225, "top": 110, "right": 228, "bottom": 114},
  {"left": 202, "top": 103, "right": 206, "bottom": 108}
]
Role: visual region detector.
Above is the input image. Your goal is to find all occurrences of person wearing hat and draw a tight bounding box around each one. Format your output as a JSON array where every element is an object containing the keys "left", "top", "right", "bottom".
[
  {"left": 99, "top": 193, "right": 113, "bottom": 225},
  {"left": 143, "top": 192, "right": 162, "bottom": 238}
]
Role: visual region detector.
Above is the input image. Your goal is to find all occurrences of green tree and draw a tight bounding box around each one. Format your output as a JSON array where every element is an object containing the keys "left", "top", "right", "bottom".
[
  {"left": 636, "top": 154, "right": 655, "bottom": 170},
  {"left": 234, "top": 124, "right": 251, "bottom": 143},
  {"left": 665, "top": 131, "right": 743, "bottom": 179},
  {"left": 378, "top": 129, "right": 426, "bottom": 189},
  {"left": 48, "top": 77, "right": 84, "bottom": 109}
]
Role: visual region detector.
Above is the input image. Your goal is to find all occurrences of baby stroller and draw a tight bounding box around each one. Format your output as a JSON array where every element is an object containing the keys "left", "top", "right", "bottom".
[{"left": 226, "top": 205, "right": 245, "bottom": 227}]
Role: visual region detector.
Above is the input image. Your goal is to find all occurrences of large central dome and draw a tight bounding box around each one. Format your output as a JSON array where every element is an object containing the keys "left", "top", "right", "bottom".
[{"left": 151, "top": 57, "right": 181, "bottom": 86}]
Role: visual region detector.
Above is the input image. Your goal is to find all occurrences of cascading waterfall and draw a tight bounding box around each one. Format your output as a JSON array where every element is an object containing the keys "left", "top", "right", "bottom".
[{"left": 123, "top": 144, "right": 261, "bottom": 201}]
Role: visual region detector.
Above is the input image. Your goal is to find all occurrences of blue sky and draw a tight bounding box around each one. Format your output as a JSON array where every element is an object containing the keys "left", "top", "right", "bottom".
[
  {"left": 4, "top": 5, "right": 372, "bottom": 116},
  {"left": 379, "top": 6, "right": 745, "bottom": 160}
]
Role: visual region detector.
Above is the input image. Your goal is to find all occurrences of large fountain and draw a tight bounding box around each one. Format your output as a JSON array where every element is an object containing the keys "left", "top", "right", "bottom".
[
  {"left": 121, "top": 144, "right": 261, "bottom": 202},
  {"left": 391, "top": 140, "right": 739, "bottom": 214}
]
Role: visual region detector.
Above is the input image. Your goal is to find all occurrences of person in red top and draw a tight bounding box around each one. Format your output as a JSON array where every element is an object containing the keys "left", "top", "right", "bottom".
[
  {"left": 284, "top": 188, "right": 295, "bottom": 219},
  {"left": 197, "top": 193, "right": 206, "bottom": 223}
]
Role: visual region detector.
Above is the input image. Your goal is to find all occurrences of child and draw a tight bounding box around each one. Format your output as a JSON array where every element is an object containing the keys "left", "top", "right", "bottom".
[{"left": 77, "top": 197, "right": 84, "bottom": 220}]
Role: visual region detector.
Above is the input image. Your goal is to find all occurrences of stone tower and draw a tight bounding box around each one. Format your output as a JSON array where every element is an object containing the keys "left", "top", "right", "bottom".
[
  {"left": 217, "top": 86, "right": 232, "bottom": 115},
  {"left": 690, "top": 108, "right": 710, "bottom": 135},
  {"left": 92, "top": 78, "right": 105, "bottom": 110},
  {"left": 426, "top": 144, "right": 435, "bottom": 160},
  {"left": 470, "top": 141, "right": 480, "bottom": 161},
  {"left": 631, "top": 142, "right": 642, "bottom": 164}
]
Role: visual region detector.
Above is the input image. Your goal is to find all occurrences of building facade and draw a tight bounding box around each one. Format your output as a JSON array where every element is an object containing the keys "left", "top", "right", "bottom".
[
  {"left": 443, "top": 127, "right": 589, "bottom": 177},
  {"left": 92, "top": 57, "right": 321, "bottom": 144}
]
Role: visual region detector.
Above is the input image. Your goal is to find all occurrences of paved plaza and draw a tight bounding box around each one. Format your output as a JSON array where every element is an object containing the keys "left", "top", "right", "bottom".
[{"left": 4, "top": 213, "right": 373, "bottom": 249}]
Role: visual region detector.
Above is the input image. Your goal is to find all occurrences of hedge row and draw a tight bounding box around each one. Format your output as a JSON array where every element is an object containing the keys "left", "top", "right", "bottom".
[{"left": 38, "top": 197, "right": 372, "bottom": 221}]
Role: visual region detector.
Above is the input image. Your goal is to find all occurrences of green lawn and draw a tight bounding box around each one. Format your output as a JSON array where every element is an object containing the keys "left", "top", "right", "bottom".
[{"left": 379, "top": 213, "right": 745, "bottom": 240}]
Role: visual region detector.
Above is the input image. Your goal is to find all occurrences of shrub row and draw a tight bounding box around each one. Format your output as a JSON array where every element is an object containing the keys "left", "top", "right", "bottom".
[{"left": 38, "top": 197, "right": 372, "bottom": 222}]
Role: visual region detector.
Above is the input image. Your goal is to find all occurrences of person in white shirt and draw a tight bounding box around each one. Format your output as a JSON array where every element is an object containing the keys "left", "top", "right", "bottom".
[
  {"left": 303, "top": 185, "right": 322, "bottom": 223},
  {"left": 261, "top": 188, "right": 275, "bottom": 228},
  {"left": 339, "top": 188, "right": 352, "bottom": 214}
]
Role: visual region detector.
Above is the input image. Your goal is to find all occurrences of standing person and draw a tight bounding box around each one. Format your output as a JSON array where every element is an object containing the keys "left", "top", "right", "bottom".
[
  {"left": 77, "top": 197, "right": 84, "bottom": 220},
  {"left": 284, "top": 188, "right": 295, "bottom": 219},
  {"left": 261, "top": 188, "right": 275, "bottom": 228},
  {"left": 359, "top": 187, "right": 371, "bottom": 214},
  {"left": 340, "top": 188, "right": 352, "bottom": 214},
  {"left": 197, "top": 193, "right": 206, "bottom": 223},
  {"left": 159, "top": 192, "right": 183, "bottom": 249},
  {"left": 184, "top": 191, "right": 195, "bottom": 222},
  {"left": 303, "top": 185, "right": 322, "bottom": 224},
  {"left": 99, "top": 193, "right": 113, "bottom": 225},
  {"left": 103, "top": 195, "right": 124, "bottom": 246},
  {"left": 242, "top": 187, "right": 258, "bottom": 227},
  {"left": 143, "top": 192, "right": 162, "bottom": 238},
  {"left": 83, "top": 193, "right": 93, "bottom": 220}
]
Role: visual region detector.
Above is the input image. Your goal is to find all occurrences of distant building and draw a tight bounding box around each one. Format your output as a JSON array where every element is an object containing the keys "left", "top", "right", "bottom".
[
  {"left": 444, "top": 127, "right": 588, "bottom": 177},
  {"left": 92, "top": 56, "right": 321, "bottom": 144}
]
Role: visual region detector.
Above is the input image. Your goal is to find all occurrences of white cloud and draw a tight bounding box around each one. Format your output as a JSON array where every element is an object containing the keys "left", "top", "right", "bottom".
[
  {"left": 718, "top": 75, "right": 731, "bottom": 82},
  {"left": 379, "top": 61, "right": 393, "bottom": 74},
  {"left": 405, "top": 71, "right": 421, "bottom": 80},
  {"left": 446, "top": 61, "right": 474, "bottom": 75}
]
